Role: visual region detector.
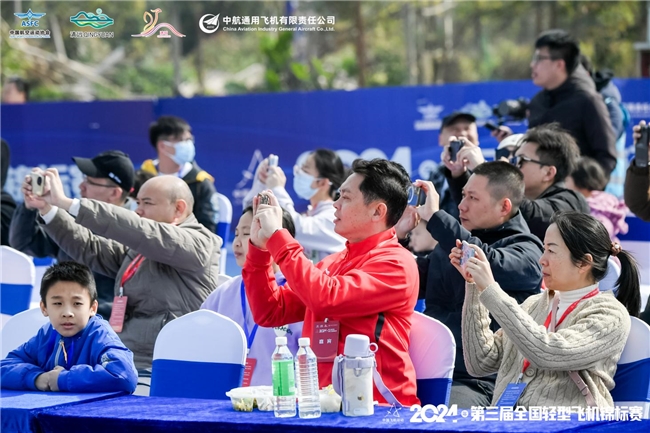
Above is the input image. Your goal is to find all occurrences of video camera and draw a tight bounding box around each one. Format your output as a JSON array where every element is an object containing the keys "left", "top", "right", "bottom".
[{"left": 492, "top": 97, "right": 529, "bottom": 123}]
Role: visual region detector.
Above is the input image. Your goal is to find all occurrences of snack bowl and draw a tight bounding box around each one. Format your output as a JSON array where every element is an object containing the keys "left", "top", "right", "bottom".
[{"left": 226, "top": 387, "right": 256, "bottom": 412}]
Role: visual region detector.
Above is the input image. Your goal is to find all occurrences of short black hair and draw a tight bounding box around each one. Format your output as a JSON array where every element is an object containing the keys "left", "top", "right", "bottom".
[
  {"left": 130, "top": 169, "right": 155, "bottom": 199},
  {"left": 312, "top": 149, "right": 348, "bottom": 200},
  {"left": 242, "top": 206, "right": 296, "bottom": 238},
  {"left": 570, "top": 157, "right": 608, "bottom": 192},
  {"left": 7, "top": 76, "right": 29, "bottom": 100},
  {"left": 351, "top": 158, "right": 411, "bottom": 227},
  {"left": 472, "top": 161, "right": 525, "bottom": 213},
  {"left": 149, "top": 115, "right": 192, "bottom": 147},
  {"left": 40, "top": 262, "right": 97, "bottom": 306},
  {"left": 522, "top": 123, "right": 580, "bottom": 183},
  {"left": 535, "top": 29, "right": 580, "bottom": 74}
]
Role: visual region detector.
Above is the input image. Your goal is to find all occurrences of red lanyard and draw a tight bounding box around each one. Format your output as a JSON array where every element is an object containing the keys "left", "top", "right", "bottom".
[
  {"left": 520, "top": 288, "right": 599, "bottom": 376},
  {"left": 120, "top": 254, "right": 145, "bottom": 295}
]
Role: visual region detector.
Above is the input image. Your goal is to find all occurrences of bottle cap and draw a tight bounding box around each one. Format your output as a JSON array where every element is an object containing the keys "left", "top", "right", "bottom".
[
  {"left": 343, "top": 334, "right": 371, "bottom": 358},
  {"left": 298, "top": 337, "right": 310, "bottom": 347},
  {"left": 275, "top": 336, "right": 287, "bottom": 345}
]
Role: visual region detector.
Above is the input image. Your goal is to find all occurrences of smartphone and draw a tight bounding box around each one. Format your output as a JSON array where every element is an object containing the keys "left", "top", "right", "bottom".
[
  {"left": 635, "top": 125, "right": 649, "bottom": 168},
  {"left": 460, "top": 241, "right": 475, "bottom": 270},
  {"left": 495, "top": 147, "right": 515, "bottom": 161},
  {"left": 30, "top": 172, "right": 45, "bottom": 196},
  {"left": 449, "top": 139, "right": 464, "bottom": 162},
  {"left": 257, "top": 193, "right": 270, "bottom": 205},
  {"left": 268, "top": 154, "right": 279, "bottom": 167},
  {"left": 408, "top": 186, "right": 426, "bottom": 206},
  {"left": 484, "top": 120, "right": 499, "bottom": 132}
]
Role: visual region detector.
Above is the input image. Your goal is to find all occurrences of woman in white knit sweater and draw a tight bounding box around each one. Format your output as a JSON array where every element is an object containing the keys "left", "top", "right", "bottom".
[{"left": 453, "top": 211, "right": 640, "bottom": 408}]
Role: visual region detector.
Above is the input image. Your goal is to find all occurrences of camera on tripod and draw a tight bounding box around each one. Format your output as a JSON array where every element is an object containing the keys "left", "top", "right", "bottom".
[{"left": 492, "top": 97, "right": 530, "bottom": 123}]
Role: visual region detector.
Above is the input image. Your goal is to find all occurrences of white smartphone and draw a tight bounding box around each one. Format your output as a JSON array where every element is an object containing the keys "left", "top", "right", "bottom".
[
  {"left": 268, "top": 154, "right": 279, "bottom": 167},
  {"left": 460, "top": 241, "right": 476, "bottom": 270},
  {"left": 30, "top": 172, "right": 45, "bottom": 196}
]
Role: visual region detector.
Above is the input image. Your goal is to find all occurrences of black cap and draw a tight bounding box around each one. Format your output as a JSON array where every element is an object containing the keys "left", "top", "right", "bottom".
[
  {"left": 72, "top": 151, "right": 135, "bottom": 191},
  {"left": 441, "top": 112, "right": 477, "bottom": 129}
]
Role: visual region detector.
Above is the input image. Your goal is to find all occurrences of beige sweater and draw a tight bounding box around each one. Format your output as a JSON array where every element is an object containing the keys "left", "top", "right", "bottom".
[{"left": 462, "top": 282, "right": 630, "bottom": 408}]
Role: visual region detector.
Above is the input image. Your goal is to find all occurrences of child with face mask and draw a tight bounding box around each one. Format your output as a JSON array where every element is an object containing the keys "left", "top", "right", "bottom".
[{"left": 243, "top": 149, "right": 348, "bottom": 263}]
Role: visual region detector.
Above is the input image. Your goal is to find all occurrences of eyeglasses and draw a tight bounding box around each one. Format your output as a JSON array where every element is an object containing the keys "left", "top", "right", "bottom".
[
  {"left": 82, "top": 176, "right": 117, "bottom": 188},
  {"left": 514, "top": 155, "right": 547, "bottom": 169},
  {"left": 531, "top": 53, "right": 556, "bottom": 64}
]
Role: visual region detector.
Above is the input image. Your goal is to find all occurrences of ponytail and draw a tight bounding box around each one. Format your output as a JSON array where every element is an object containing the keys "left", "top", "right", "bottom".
[{"left": 613, "top": 250, "right": 641, "bottom": 317}]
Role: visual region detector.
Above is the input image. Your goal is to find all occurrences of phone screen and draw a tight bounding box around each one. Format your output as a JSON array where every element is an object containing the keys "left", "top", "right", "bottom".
[{"left": 636, "top": 127, "right": 649, "bottom": 167}]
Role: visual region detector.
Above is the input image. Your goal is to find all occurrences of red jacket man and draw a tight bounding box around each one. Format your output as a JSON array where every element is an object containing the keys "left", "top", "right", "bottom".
[{"left": 243, "top": 158, "right": 419, "bottom": 406}]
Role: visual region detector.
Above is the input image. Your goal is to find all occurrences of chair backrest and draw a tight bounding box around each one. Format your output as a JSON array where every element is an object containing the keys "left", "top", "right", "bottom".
[
  {"left": 612, "top": 317, "right": 650, "bottom": 419},
  {"left": 150, "top": 310, "right": 247, "bottom": 400},
  {"left": 599, "top": 257, "right": 621, "bottom": 294},
  {"left": 215, "top": 193, "right": 233, "bottom": 273},
  {"left": 1, "top": 307, "right": 49, "bottom": 359},
  {"left": 408, "top": 311, "right": 456, "bottom": 405},
  {"left": 1, "top": 246, "right": 36, "bottom": 317}
]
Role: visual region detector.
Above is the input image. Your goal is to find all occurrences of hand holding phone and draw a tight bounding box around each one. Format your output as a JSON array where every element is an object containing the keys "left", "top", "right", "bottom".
[
  {"left": 635, "top": 125, "right": 649, "bottom": 168},
  {"left": 460, "top": 241, "right": 475, "bottom": 271},
  {"left": 30, "top": 173, "right": 45, "bottom": 196},
  {"left": 408, "top": 185, "right": 426, "bottom": 206},
  {"left": 268, "top": 154, "right": 279, "bottom": 167},
  {"left": 449, "top": 139, "right": 465, "bottom": 163}
]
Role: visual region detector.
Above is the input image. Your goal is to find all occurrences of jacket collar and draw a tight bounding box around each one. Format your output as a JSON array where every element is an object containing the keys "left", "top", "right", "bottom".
[
  {"left": 344, "top": 227, "right": 396, "bottom": 259},
  {"left": 470, "top": 211, "right": 531, "bottom": 244}
]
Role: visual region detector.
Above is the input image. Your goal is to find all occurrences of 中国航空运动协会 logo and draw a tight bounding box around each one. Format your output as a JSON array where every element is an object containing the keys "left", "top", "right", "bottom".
[{"left": 11, "top": 9, "right": 50, "bottom": 39}]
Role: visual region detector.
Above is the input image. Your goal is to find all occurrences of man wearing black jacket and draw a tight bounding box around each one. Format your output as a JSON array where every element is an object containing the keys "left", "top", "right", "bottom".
[
  {"left": 445, "top": 124, "right": 589, "bottom": 241},
  {"left": 527, "top": 29, "right": 616, "bottom": 176},
  {"left": 409, "top": 161, "right": 543, "bottom": 408}
]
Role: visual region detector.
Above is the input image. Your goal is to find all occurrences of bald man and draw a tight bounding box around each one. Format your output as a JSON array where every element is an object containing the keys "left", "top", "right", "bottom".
[{"left": 21, "top": 169, "right": 221, "bottom": 369}]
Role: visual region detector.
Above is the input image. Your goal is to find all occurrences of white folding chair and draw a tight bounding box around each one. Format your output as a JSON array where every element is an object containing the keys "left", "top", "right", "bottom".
[
  {"left": 1, "top": 307, "right": 49, "bottom": 359},
  {"left": 612, "top": 317, "right": 650, "bottom": 419},
  {"left": 1, "top": 246, "right": 36, "bottom": 328},
  {"left": 408, "top": 311, "right": 456, "bottom": 405},
  {"left": 215, "top": 193, "right": 233, "bottom": 273},
  {"left": 150, "top": 310, "right": 247, "bottom": 399}
]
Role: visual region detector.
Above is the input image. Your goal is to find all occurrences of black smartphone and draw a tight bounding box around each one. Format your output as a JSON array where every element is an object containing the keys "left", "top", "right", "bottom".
[
  {"left": 484, "top": 121, "right": 499, "bottom": 132},
  {"left": 636, "top": 125, "right": 649, "bottom": 167},
  {"left": 408, "top": 186, "right": 426, "bottom": 206},
  {"left": 449, "top": 139, "right": 464, "bottom": 162}
]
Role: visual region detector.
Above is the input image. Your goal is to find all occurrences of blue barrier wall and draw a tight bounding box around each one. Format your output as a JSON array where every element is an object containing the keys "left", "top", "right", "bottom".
[{"left": 2, "top": 79, "right": 649, "bottom": 240}]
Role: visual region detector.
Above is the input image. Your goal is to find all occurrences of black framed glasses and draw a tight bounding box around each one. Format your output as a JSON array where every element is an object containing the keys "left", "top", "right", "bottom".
[
  {"left": 514, "top": 155, "right": 547, "bottom": 169},
  {"left": 82, "top": 176, "right": 117, "bottom": 188},
  {"left": 531, "top": 53, "right": 556, "bottom": 64}
]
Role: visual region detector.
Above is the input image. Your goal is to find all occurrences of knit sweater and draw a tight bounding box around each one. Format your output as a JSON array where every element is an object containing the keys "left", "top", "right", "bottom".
[{"left": 462, "top": 282, "right": 630, "bottom": 408}]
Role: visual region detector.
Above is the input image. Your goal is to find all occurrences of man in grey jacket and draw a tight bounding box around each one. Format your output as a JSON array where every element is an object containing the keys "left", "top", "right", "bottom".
[{"left": 20, "top": 169, "right": 221, "bottom": 369}]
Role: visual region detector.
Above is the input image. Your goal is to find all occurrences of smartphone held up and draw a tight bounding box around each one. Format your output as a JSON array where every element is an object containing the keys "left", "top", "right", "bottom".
[
  {"left": 460, "top": 241, "right": 476, "bottom": 271},
  {"left": 449, "top": 139, "right": 464, "bottom": 163},
  {"left": 30, "top": 172, "right": 45, "bottom": 196}
]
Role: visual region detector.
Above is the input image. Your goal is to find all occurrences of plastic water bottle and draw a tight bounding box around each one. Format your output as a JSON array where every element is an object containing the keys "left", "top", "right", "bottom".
[
  {"left": 272, "top": 336, "right": 296, "bottom": 417},
  {"left": 295, "top": 337, "right": 321, "bottom": 419}
]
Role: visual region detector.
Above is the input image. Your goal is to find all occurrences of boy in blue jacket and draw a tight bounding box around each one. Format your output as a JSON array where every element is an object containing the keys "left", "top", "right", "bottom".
[{"left": 1, "top": 262, "right": 138, "bottom": 393}]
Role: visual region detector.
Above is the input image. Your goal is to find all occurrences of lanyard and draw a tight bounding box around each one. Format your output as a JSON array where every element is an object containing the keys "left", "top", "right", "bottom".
[
  {"left": 119, "top": 254, "right": 145, "bottom": 297},
  {"left": 518, "top": 288, "right": 599, "bottom": 382},
  {"left": 240, "top": 277, "right": 287, "bottom": 351}
]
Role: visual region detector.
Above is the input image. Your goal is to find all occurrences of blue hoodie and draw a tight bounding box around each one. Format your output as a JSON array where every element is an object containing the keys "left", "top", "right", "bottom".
[{"left": 1, "top": 315, "right": 137, "bottom": 393}]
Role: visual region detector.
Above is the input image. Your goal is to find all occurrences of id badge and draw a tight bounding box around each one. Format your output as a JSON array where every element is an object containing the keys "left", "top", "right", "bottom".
[
  {"left": 242, "top": 358, "right": 257, "bottom": 387},
  {"left": 496, "top": 383, "right": 527, "bottom": 408},
  {"left": 312, "top": 320, "right": 340, "bottom": 362},
  {"left": 109, "top": 296, "right": 128, "bottom": 333}
]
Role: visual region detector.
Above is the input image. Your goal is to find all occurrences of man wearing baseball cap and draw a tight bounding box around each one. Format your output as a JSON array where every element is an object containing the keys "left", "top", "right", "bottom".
[{"left": 9, "top": 150, "right": 136, "bottom": 319}]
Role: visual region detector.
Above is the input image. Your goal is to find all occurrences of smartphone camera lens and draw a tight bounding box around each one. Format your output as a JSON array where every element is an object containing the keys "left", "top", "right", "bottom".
[{"left": 37, "top": 177, "right": 42, "bottom": 186}]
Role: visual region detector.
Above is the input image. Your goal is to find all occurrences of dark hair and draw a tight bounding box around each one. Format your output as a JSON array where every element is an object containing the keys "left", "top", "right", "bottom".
[
  {"left": 522, "top": 123, "right": 580, "bottom": 183},
  {"left": 242, "top": 206, "right": 296, "bottom": 238},
  {"left": 7, "top": 76, "right": 29, "bottom": 100},
  {"left": 351, "top": 158, "right": 410, "bottom": 227},
  {"left": 535, "top": 29, "right": 580, "bottom": 74},
  {"left": 1, "top": 139, "right": 10, "bottom": 189},
  {"left": 149, "top": 115, "right": 192, "bottom": 147},
  {"left": 472, "top": 161, "right": 525, "bottom": 213},
  {"left": 130, "top": 169, "right": 155, "bottom": 199},
  {"left": 312, "top": 149, "right": 348, "bottom": 199},
  {"left": 40, "top": 262, "right": 97, "bottom": 306},
  {"left": 551, "top": 211, "right": 640, "bottom": 317},
  {"left": 570, "top": 157, "right": 608, "bottom": 192}
]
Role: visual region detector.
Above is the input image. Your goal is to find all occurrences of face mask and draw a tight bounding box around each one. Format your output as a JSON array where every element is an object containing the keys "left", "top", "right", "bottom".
[
  {"left": 163, "top": 140, "right": 196, "bottom": 166},
  {"left": 293, "top": 169, "right": 320, "bottom": 200}
]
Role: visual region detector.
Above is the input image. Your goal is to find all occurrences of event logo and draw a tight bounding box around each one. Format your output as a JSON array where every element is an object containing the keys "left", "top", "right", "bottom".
[
  {"left": 70, "top": 9, "right": 115, "bottom": 38},
  {"left": 414, "top": 100, "right": 444, "bottom": 131},
  {"left": 132, "top": 8, "right": 186, "bottom": 38},
  {"left": 458, "top": 100, "right": 494, "bottom": 124},
  {"left": 11, "top": 9, "right": 50, "bottom": 38},
  {"left": 382, "top": 403, "right": 404, "bottom": 423},
  {"left": 199, "top": 14, "right": 220, "bottom": 33},
  {"left": 70, "top": 9, "right": 114, "bottom": 29}
]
